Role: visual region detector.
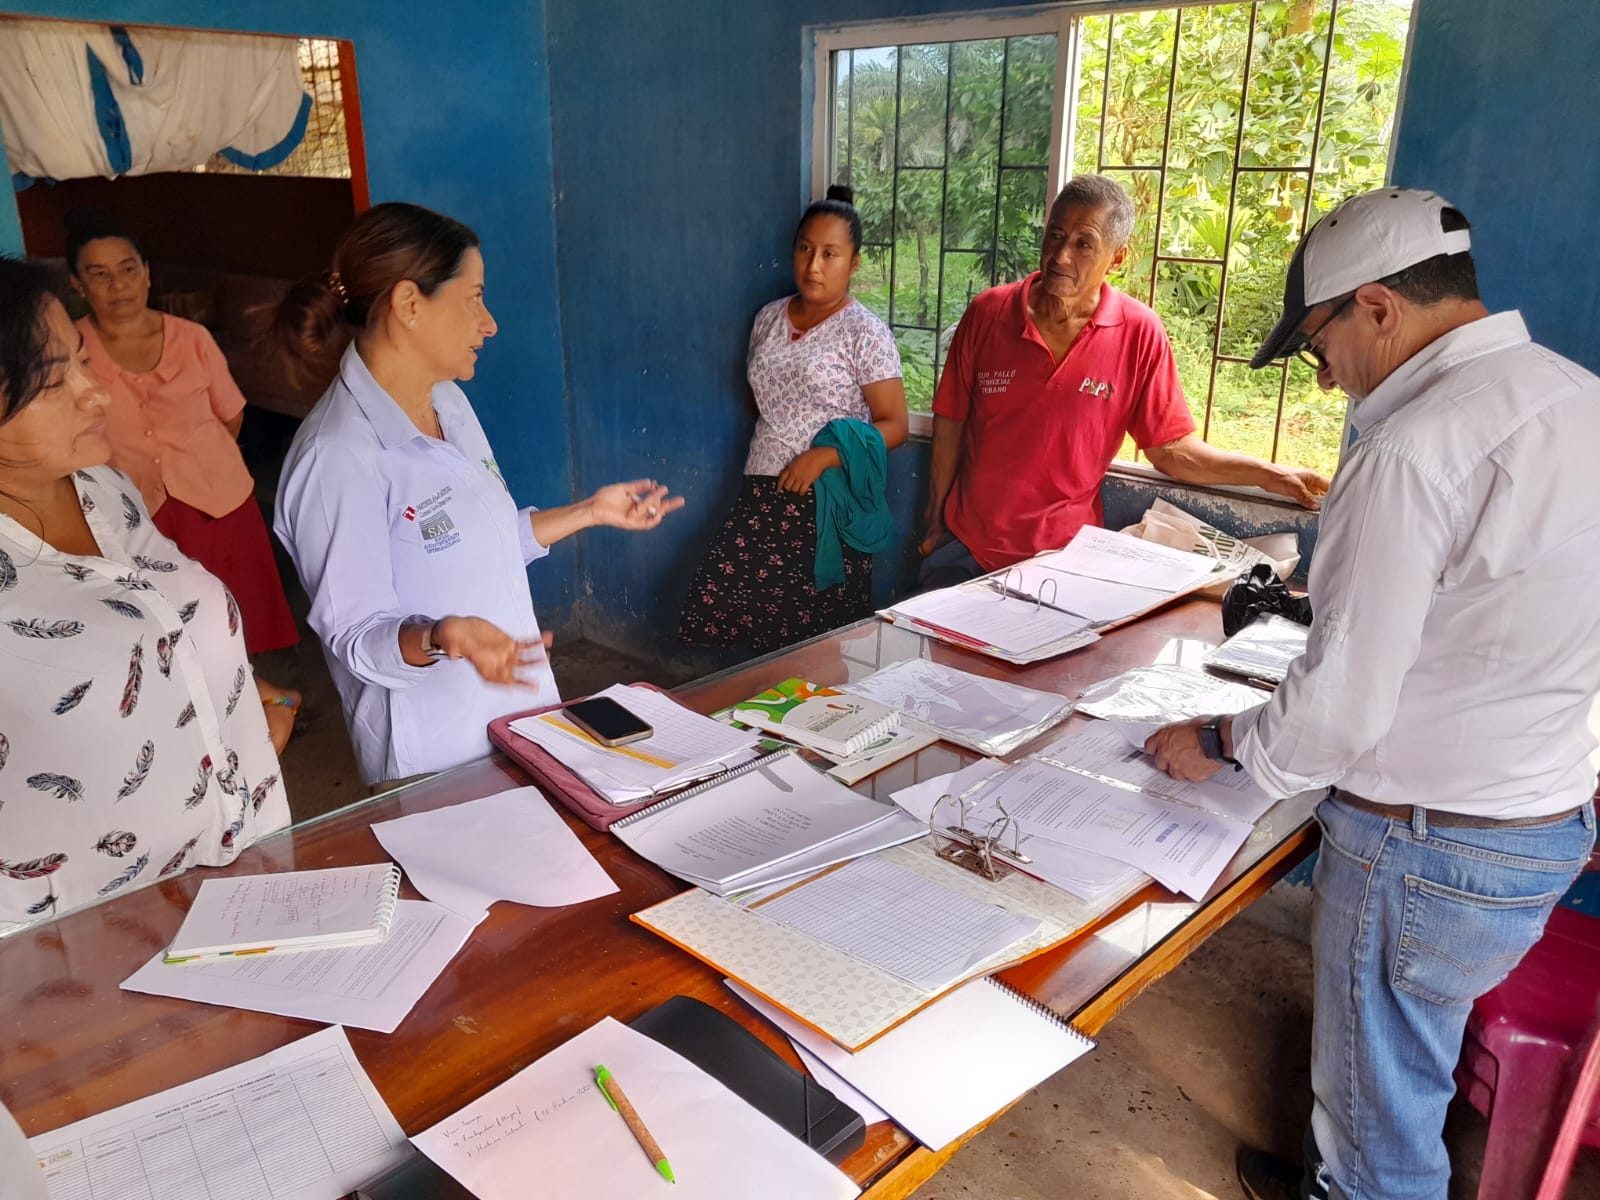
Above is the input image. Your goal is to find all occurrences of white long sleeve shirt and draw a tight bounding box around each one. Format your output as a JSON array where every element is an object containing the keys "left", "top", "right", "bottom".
[
  {"left": 275, "top": 346, "right": 557, "bottom": 785},
  {"left": 1233, "top": 311, "right": 1600, "bottom": 819}
]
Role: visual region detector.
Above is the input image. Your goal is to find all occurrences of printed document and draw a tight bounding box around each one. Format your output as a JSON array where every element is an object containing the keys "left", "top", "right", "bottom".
[
  {"left": 999, "top": 527, "right": 1218, "bottom": 624},
  {"left": 29, "top": 1026, "right": 407, "bottom": 1200},
  {"left": 1034, "top": 723, "right": 1276, "bottom": 823},
  {"left": 122, "top": 900, "right": 475, "bottom": 1033},
  {"left": 411, "top": 1016, "right": 858, "bottom": 1200},
  {"left": 753, "top": 857, "right": 1041, "bottom": 991},
  {"left": 886, "top": 586, "right": 1093, "bottom": 656},
  {"left": 841, "top": 659, "right": 1072, "bottom": 757},
  {"left": 372, "top": 786, "right": 617, "bottom": 921},
  {"left": 966, "top": 759, "right": 1253, "bottom": 900}
]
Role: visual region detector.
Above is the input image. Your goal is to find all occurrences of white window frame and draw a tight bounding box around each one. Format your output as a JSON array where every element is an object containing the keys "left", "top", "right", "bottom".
[{"left": 807, "top": 1, "right": 1404, "bottom": 468}]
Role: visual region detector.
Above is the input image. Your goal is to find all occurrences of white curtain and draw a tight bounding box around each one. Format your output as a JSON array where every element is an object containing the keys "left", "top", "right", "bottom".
[{"left": 0, "top": 20, "right": 309, "bottom": 181}]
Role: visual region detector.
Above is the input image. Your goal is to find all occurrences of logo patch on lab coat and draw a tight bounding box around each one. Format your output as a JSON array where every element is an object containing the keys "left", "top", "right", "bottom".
[{"left": 414, "top": 485, "right": 462, "bottom": 553}]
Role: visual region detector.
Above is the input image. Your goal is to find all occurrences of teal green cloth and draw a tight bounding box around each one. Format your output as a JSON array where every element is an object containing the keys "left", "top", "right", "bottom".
[{"left": 811, "top": 418, "right": 892, "bottom": 591}]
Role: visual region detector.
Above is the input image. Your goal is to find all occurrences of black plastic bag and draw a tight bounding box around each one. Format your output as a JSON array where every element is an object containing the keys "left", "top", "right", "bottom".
[{"left": 1220, "top": 563, "right": 1313, "bottom": 637}]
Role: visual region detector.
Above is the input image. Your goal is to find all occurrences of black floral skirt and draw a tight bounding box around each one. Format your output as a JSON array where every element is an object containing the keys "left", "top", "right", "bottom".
[{"left": 678, "top": 476, "right": 873, "bottom": 653}]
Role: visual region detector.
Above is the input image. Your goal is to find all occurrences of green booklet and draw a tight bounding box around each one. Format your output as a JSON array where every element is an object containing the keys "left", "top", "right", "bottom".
[{"left": 730, "top": 678, "right": 900, "bottom": 758}]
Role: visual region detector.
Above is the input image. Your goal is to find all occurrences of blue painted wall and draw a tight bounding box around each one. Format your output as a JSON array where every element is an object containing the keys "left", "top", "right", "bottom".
[
  {"left": 1391, "top": 0, "right": 1600, "bottom": 375},
  {"left": 0, "top": 0, "right": 579, "bottom": 620}
]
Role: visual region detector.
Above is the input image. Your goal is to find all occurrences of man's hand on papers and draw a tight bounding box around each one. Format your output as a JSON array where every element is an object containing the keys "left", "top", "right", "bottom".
[
  {"left": 1144, "top": 716, "right": 1225, "bottom": 782},
  {"left": 1264, "top": 466, "right": 1331, "bottom": 510}
]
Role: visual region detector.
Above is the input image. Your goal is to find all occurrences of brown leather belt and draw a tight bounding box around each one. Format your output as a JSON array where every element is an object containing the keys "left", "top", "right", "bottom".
[{"left": 1329, "top": 787, "right": 1584, "bottom": 829}]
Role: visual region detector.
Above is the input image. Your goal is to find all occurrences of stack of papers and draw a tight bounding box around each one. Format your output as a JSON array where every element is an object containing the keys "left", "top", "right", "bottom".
[
  {"left": 727, "top": 977, "right": 1094, "bottom": 1152},
  {"left": 881, "top": 584, "right": 1099, "bottom": 664},
  {"left": 1073, "top": 664, "right": 1268, "bottom": 747},
  {"left": 411, "top": 1016, "right": 859, "bottom": 1200},
  {"left": 1203, "top": 614, "right": 1309, "bottom": 684},
  {"left": 840, "top": 659, "right": 1073, "bottom": 757},
  {"left": 508, "top": 684, "right": 761, "bottom": 805},
  {"left": 994, "top": 526, "right": 1222, "bottom": 627},
  {"left": 611, "top": 752, "right": 924, "bottom": 896}
]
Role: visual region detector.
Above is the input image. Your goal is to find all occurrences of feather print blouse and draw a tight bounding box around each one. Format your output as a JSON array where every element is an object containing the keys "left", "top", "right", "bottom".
[{"left": 0, "top": 467, "right": 289, "bottom": 931}]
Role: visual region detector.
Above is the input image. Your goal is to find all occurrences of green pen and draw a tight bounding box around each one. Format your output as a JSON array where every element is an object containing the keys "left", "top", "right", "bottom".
[{"left": 595, "top": 1063, "right": 677, "bottom": 1184}]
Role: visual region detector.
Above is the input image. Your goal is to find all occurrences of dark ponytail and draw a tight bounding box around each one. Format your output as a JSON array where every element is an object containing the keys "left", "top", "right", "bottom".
[
  {"left": 274, "top": 202, "right": 480, "bottom": 367},
  {"left": 795, "top": 184, "right": 862, "bottom": 253}
]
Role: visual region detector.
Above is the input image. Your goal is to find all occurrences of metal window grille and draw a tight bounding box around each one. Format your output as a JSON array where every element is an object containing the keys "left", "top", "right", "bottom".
[
  {"left": 823, "top": 1, "right": 1409, "bottom": 477},
  {"left": 199, "top": 38, "right": 351, "bottom": 179}
]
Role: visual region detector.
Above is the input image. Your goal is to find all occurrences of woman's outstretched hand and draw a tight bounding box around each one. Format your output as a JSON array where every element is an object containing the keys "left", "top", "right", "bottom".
[
  {"left": 433, "top": 616, "right": 554, "bottom": 687},
  {"left": 587, "top": 479, "right": 686, "bottom": 531}
]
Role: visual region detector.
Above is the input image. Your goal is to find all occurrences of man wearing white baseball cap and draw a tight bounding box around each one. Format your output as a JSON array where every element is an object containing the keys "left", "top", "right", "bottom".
[{"left": 1146, "top": 186, "right": 1600, "bottom": 1200}]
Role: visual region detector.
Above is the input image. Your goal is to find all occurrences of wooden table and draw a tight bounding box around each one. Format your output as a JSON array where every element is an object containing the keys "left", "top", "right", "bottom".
[{"left": 0, "top": 601, "right": 1319, "bottom": 1198}]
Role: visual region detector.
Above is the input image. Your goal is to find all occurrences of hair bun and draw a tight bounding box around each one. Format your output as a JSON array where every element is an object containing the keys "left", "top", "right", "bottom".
[{"left": 825, "top": 184, "right": 855, "bottom": 206}]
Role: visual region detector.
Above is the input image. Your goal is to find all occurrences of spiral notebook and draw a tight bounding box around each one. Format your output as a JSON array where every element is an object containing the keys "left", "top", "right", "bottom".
[{"left": 164, "top": 863, "right": 403, "bottom": 964}]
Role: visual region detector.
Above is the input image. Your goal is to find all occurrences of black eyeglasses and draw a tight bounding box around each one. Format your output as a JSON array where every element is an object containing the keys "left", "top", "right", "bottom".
[{"left": 1294, "top": 294, "right": 1357, "bottom": 372}]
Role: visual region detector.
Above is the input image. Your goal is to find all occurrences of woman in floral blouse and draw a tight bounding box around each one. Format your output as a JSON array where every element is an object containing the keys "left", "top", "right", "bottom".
[
  {"left": 0, "top": 258, "right": 288, "bottom": 931},
  {"left": 678, "top": 186, "right": 907, "bottom": 652}
]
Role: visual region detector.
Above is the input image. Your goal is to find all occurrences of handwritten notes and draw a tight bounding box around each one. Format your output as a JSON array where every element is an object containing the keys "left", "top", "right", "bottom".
[{"left": 411, "top": 1017, "right": 858, "bottom": 1199}]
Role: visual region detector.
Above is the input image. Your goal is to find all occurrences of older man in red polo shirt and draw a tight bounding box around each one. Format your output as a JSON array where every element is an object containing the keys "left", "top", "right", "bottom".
[{"left": 920, "top": 174, "right": 1328, "bottom": 587}]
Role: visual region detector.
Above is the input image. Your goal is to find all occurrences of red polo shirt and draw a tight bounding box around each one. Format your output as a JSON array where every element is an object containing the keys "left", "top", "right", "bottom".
[{"left": 934, "top": 275, "right": 1195, "bottom": 571}]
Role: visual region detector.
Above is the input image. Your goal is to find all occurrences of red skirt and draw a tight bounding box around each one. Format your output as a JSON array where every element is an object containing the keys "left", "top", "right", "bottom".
[{"left": 153, "top": 494, "right": 300, "bottom": 655}]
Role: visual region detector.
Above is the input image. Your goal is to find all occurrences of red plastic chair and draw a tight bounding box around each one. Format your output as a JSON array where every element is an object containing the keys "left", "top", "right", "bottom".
[{"left": 1455, "top": 903, "right": 1600, "bottom": 1199}]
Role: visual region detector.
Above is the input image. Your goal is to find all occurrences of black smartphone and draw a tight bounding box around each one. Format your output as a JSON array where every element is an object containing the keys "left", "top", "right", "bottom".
[{"left": 563, "top": 696, "right": 654, "bottom": 747}]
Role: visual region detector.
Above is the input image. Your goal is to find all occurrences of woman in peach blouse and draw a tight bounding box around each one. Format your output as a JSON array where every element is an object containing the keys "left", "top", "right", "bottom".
[{"left": 68, "top": 214, "right": 301, "bottom": 749}]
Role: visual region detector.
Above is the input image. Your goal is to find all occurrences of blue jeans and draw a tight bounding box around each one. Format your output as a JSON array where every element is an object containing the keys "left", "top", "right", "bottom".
[
  {"left": 917, "top": 533, "right": 984, "bottom": 591},
  {"left": 1304, "top": 795, "right": 1596, "bottom": 1200}
]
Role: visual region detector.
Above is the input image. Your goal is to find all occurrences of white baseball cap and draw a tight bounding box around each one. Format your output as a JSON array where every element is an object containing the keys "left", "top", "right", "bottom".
[{"left": 1251, "top": 187, "right": 1472, "bottom": 368}]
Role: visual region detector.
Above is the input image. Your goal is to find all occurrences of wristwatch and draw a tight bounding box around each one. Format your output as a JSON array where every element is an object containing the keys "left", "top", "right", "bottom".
[
  {"left": 405, "top": 615, "right": 448, "bottom": 663},
  {"left": 1198, "top": 717, "right": 1242, "bottom": 771}
]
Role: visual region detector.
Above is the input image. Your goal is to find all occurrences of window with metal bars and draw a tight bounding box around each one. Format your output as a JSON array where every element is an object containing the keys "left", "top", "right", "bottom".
[
  {"left": 814, "top": 1, "right": 1410, "bottom": 478},
  {"left": 198, "top": 38, "right": 352, "bottom": 179}
]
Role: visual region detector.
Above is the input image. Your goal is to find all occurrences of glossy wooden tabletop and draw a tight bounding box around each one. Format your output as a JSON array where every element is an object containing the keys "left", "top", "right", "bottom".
[{"left": 0, "top": 600, "right": 1318, "bottom": 1197}]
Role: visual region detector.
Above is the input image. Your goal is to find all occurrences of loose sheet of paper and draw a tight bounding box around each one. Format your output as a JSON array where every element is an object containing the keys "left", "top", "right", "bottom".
[
  {"left": 890, "top": 762, "right": 1145, "bottom": 902},
  {"left": 752, "top": 857, "right": 1041, "bottom": 991},
  {"left": 967, "top": 759, "right": 1253, "bottom": 900},
  {"left": 372, "top": 786, "right": 617, "bottom": 921},
  {"left": 508, "top": 685, "right": 759, "bottom": 803},
  {"left": 411, "top": 1016, "right": 857, "bottom": 1200},
  {"left": 840, "top": 659, "right": 1072, "bottom": 756},
  {"left": 29, "top": 1026, "right": 407, "bottom": 1200},
  {"left": 727, "top": 978, "right": 1092, "bottom": 1152},
  {"left": 1034, "top": 723, "right": 1276, "bottom": 823},
  {"left": 122, "top": 900, "right": 475, "bottom": 1033},
  {"left": 1044, "top": 525, "right": 1222, "bottom": 592},
  {"left": 888, "top": 586, "right": 1093, "bottom": 656},
  {"left": 1204, "top": 614, "right": 1309, "bottom": 683}
]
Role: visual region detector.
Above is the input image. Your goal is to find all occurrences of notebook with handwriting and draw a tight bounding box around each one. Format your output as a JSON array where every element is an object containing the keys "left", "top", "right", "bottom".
[{"left": 164, "top": 863, "right": 402, "bottom": 964}]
